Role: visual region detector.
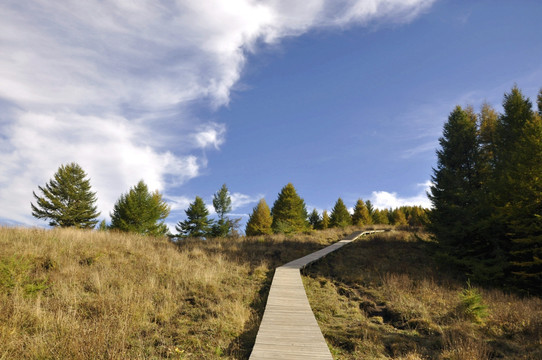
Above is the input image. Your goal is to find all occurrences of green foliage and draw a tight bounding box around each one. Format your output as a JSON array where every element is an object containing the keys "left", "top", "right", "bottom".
[
  {"left": 308, "top": 209, "right": 321, "bottom": 229},
  {"left": 0, "top": 256, "right": 49, "bottom": 296},
  {"left": 429, "top": 86, "right": 542, "bottom": 293},
  {"left": 390, "top": 208, "right": 408, "bottom": 226},
  {"left": 271, "top": 183, "right": 309, "bottom": 234},
  {"left": 458, "top": 281, "right": 489, "bottom": 325},
  {"left": 372, "top": 209, "right": 389, "bottom": 225},
  {"left": 211, "top": 184, "right": 235, "bottom": 237},
  {"left": 31, "top": 162, "right": 100, "bottom": 228},
  {"left": 109, "top": 181, "right": 171, "bottom": 236},
  {"left": 351, "top": 199, "right": 372, "bottom": 226},
  {"left": 176, "top": 196, "right": 213, "bottom": 238},
  {"left": 329, "top": 198, "right": 351, "bottom": 228},
  {"left": 321, "top": 210, "right": 330, "bottom": 229},
  {"left": 245, "top": 199, "right": 273, "bottom": 236}
]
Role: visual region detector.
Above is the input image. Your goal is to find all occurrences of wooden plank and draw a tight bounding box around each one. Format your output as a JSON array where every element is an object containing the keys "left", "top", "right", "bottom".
[{"left": 249, "top": 230, "right": 385, "bottom": 359}]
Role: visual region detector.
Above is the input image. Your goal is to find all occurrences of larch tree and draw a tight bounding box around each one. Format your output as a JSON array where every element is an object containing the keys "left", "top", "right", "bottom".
[
  {"left": 321, "top": 210, "right": 330, "bottom": 229},
  {"left": 31, "top": 162, "right": 100, "bottom": 228},
  {"left": 109, "top": 180, "right": 170, "bottom": 236},
  {"left": 176, "top": 196, "right": 213, "bottom": 238},
  {"left": 245, "top": 199, "right": 273, "bottom": 236},
  {"left": 351, "top": 199, "right": 372, "bottom": 226},
  {"left": 271, "top": 183, "right": 309, "bottom": 234},
  {"left": 329, "top": 198, "right": 351, "bottom": 228}
]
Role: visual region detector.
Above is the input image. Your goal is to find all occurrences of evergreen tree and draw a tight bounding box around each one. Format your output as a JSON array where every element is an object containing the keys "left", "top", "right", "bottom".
[
  {"left": 321, "top": 210, "right": 330, "bottom": 229},
  {"left": 109, "top": 180, "right": 170, "bottom": 236},
  {"left": 176, "top": 196, "right": 213, "bottom": 238},
  {"left": 365, "top": 200, "right": 375, "bottom": 217},
  {"left": 308, "top": 209, "right": 321, "bottom": 229},
  {"left": 31, "top": 162, "right": 100, "bottom": 228},
  {"left": 351, "top": 199, "right": 372, "bottom": 226},
  {"left": 492, "top": 87, "right": 542, "bottom": 293},
  {"left": 406, "top": 206, "right": 429, "bottom": 227},
  {"left": 271, "top": 183, "right": 309, "bottom": 234},
  {"left": 329, "top": 198, "right": 352, "bottom": 228},
  {"left": 245, "top": 199, "right": 273, "bottom": 236},
  {"left": 428, "top": 106, "right": 482, "bottom": 267},
  {"left": 211, "top": 184, "right": 234, "bottom": 237}
]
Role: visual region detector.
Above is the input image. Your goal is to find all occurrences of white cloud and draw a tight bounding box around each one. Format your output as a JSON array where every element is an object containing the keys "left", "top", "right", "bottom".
[
  {"left": 371, "top": 181, "right": 432, "bottom": 209},
  {"left": 0, "top": 0, "right": 436, "bottom": 225},
  {"left": 230, "top": 192, "right": 262, "bottom": 211}
]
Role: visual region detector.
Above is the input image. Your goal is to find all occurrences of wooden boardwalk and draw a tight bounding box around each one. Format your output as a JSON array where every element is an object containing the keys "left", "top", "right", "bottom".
[{"left": 250, "top": 230, "right": 384, "bottom": 359}]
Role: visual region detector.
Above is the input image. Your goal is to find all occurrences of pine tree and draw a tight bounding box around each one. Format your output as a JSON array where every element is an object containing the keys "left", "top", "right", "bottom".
[
  {"left": 176, "top": 196, "right": 213, "bottom": 238},
  {"left": 365, "top": 200, "right": 375, "bottom": 218},
  {"left": 271, "top": 183, "right": 309, "bottom": 234},
  {"left": 31, "top": 162, "right": 100, "bottom": 228},
  {"left": 351, "top": 199, "right": 372, "bottom": 226},
  {"left": 308, "top": 209, "right": 321, "bottom": 229},
  {"left": 109, "top": 180, "right": 170, "bottom": 236},
  {"left": 329, "top": 198, "right": 351, "bottom": 228},
  {"left": 321, "top": 210, "right": 330, "bottom": 229},
  {"left": 211, "top": 184, "right": 234, "bottom": 237},
  {"left": 245, "top": 199, "right": 273, "bottom": 236},
  {"left": 391, "top": 208, "right": 408, "bottom": 226}
]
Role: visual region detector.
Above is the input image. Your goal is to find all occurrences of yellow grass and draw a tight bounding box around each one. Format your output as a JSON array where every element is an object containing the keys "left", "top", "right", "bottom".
[
  {"left": 0, "top": 226, "right": 352, "bottom": 359},
  {"left": 303, "top": 230, "right": 542, "bottom": 359}
]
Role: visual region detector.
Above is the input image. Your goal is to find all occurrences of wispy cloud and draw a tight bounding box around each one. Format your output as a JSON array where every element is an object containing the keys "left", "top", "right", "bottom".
[{"left": 0, "top": 0, "right": 436, "bottom": 225}]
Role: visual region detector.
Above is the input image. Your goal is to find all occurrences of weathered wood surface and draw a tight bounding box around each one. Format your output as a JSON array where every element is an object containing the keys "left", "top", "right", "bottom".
[{"left": 250, "top": 230, "right": 384, "bottom": 359}]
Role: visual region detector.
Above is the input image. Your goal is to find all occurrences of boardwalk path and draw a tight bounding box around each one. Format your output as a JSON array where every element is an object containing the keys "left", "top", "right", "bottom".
[{"left": 250, "top": 230, "right": 384, "bottom": 359}]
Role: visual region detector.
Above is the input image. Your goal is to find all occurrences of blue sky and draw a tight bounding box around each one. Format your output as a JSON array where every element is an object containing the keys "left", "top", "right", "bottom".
[{"left": 1, "top": 0, "right": 541, "bottom": 231}]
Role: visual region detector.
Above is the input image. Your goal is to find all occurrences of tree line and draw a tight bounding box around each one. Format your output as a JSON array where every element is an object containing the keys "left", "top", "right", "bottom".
[
  {"left": 429, "top": 86, "right": 542, "bottom": 295},
  {"left": 31, "top": 166, "right": 428, "bottom": 239}
]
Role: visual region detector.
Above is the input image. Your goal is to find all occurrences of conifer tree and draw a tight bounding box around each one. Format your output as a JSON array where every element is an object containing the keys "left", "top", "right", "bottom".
[
  {"left": 329, "top": 198, "right": 351, "bottom": 228},
  {"left": 390, "top": 208, "right": 408, "bottom": 226},
  {"left": 365, "top": 200, "right": 375, "bottom": 217},
  {"left": 308, "top": 209, "right": 321, "bottom": 229},
  {"left": 211, "top": 184, "right": 234, "bottom": 237},
  {"left": 271, "top": 183, "right": 309, "bottom": 234},
  {"left": 176, "top": 196, "right": 212, "bottom": 238},
  {"left": 109, "top": 180, "right": 170, "bottom": 236},
  {"left": 31, "top": 162, "right": 100, "bottom": 228},
  {"left": 321, "top": 210, "right": 330, "bottom": 229},
  {"left": 372, "top": 209, "right": 389, "bottom": 225},
  {"left": 428, "top": 106, "right": 482, "bottom": 265},
  {"left": 492, "top": 87, "right": 542, "bottom": 292},
  {"left": 351, "top": 199, "right": 372, "bottom": 226},
  {"left": 245, "top": 199, "right": 273, "bottom": 236}
]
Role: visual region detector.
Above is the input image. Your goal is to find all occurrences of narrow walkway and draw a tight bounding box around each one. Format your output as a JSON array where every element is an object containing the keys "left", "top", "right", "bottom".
[{"left": 250, "top": 230, "right": 384, "bottom": 359}]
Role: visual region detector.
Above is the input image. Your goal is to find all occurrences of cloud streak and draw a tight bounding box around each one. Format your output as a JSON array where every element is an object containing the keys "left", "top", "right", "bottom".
[{"left": 0, "top": 0, "right": 436, "bottom": 225}]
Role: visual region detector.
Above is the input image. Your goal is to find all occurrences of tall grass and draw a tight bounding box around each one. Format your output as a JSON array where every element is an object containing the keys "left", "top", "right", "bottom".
[
  {"left": 303, "top": 230, "right": 542, "bottom": 359},
  {"left": 0, "top": 226, "right": 352, "bottom": 359}
]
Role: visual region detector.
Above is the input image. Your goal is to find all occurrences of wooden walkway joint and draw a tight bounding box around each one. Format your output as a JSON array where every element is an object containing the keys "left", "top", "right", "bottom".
[{"left": 250, "top": 230, "right": 385, "bottom": 359}]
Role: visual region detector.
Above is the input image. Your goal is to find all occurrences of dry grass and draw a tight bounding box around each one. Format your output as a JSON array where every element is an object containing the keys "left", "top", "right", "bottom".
[
  {"left": 0, "top": 226, "right": 353, "bottom": 359},
  {"left": 302, "top": 230, "right": 542, "bottom": 359}
]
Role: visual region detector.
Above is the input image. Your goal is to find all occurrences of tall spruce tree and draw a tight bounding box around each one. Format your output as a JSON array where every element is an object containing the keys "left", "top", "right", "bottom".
[
  {"left": 492, "top": 87, "right": 542, "bottom": 293},
  {"left": 176, "top": 196, "right": 213, "bottom": 238},
  {"left": 428, "top": 106, "right": 484, "bottom": 272},
  {"left": 271, "top": 183, "right": 309, "bottom": 234},
  {"left": 351, "top": 199, "right": 372, "bottom": 226},
  {"left": 31, "top": 162, "right": 100, "bottom": 228},
  {"left": 329, "top": 198, "right": 351, "bottom": 228},
  {"left": 109, "top": 180, "right": 170, "bottom": 236},
  {"left": 211, "top": 184, "right": 234, "bottom": 237},
  {"left": 245, "top": 199, "right": 273, "bottom": 236}
]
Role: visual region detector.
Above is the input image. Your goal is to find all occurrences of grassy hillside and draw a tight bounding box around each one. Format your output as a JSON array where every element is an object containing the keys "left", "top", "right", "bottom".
[
  {"left": 303, "top": 231, "right": 542, "bottom": 359},
  {"left": 0, "top": 226, "right": 352, "bottom": 359}
]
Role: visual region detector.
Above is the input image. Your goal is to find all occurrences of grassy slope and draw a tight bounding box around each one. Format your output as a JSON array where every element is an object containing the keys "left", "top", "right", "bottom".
[
  {"left": 302, "top": 231, "right": 542, "bottom": 359},
  {"left": 0, "top": 226, "right": 353, "bottom": 359}
]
